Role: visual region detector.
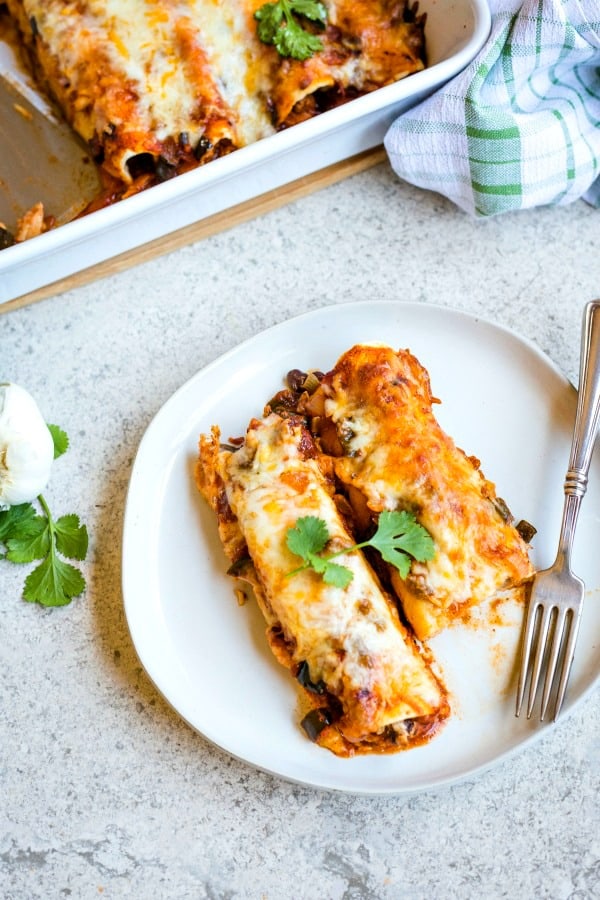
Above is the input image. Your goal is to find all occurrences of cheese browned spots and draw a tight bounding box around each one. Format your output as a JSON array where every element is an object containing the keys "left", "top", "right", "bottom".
[{"left": 306, "top": 344, "right": 534, "bottom": 640}]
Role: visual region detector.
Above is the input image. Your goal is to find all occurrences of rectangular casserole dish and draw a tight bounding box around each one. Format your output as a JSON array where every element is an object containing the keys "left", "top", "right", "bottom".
[{"left": 0, "top": 0, "right": 490, "bottom": 309}]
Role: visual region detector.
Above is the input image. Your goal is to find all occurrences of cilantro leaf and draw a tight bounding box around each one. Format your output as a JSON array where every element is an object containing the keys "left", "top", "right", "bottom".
[
  {"left": 6, "top": 515, "right": 50, "bottom": 563},
  {"left": 47, "top": 424, "right": 69, "bottom": 459},
  {"left": 285, "top": 509, "right": 435, "bottom": 589},
  {"left": 369, "top": 510, "right": 435, "bottom": 570},
  {"left": 286, "top": 515, "right": 329, "bottom": 561},
  {"left": 0, "top": 503, "right": 38, "bottom": 544},
  {"left": 321, "top": 560, "right": 354, "bottom": 588},
  {"left": 289, "top": 0, "right": 327, "bottom": 22},
  {"left": 255, "top": 0, "right": 326, "bottom": 61},
  {"left": 274, "top": 21, "right": 323, "bottom": 59},
  {"left": 255, "top": 0, "right": 283, "bottom": 37},
  {"left": 54, "top": 514, "right": 88, "bottom": 560},
  {"left": 285, "top": 517, "right": 355, "bottom": 585},
  {"left": 306, "top": 551, "right": 329, "bottom": 573},
  {"left": 23, "top": 554, "right": 85, "bottom": 607}
]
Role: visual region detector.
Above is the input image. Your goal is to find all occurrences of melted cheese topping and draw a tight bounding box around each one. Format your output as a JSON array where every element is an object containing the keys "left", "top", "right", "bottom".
[
  {"left": 202, "top": 414, "right": 446, "bottom": 747},
  {"left": 9, "top": 0, "right": 275, "bottom": 178},
  {"left": 315, "top": 345, "right": 534, "bottom": 641},
  {"left": 6, "top": 0, "right": 425, "bottom": 181}
]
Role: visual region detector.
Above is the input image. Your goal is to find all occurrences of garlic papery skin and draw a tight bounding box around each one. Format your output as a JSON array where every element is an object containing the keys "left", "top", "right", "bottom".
[{"left": 0, "top": 383, "right": 54, "bottom": 510}]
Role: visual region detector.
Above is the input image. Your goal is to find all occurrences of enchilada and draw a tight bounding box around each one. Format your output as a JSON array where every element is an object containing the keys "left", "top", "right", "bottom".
[
  {"left": 196, "top": 412, "right": 449, "bottom": 757},
  {"left": 5, "top": 0, "right": 426, "bottom": 191},
  {"left": 303, "top": 344, "right": 534, "bottom": 640}
]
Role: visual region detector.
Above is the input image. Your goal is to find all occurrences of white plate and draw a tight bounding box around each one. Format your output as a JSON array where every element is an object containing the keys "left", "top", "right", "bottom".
[{"left": 122, "top": 301, "right": 600, "bottom": 794}]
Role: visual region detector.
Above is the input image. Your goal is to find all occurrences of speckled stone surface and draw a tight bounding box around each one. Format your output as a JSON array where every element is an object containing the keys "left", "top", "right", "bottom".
[{"left": 1, "top": 165, "right": 599, "bottom": 899}]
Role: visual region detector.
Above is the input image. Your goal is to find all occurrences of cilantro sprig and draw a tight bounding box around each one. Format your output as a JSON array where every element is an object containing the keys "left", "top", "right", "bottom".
[
  {"left": 0, "top": 425, "right": 88, "bottom": 607},
  {"left": 286, "top": 510, "right": 435, "bottom": 589},
  {"left": 254, "top": 0, "right": 327, "bottom": 61}
]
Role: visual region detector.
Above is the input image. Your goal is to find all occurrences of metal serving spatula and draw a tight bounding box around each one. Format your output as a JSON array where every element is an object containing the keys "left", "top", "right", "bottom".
[{"left": 0, "top": 38, "right": 101, "bottom": 235}]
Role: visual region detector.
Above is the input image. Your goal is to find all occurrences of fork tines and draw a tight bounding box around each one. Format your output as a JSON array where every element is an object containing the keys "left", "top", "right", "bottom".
[{"left": 515, "top": 585, "right": 583, "bottom": 721}]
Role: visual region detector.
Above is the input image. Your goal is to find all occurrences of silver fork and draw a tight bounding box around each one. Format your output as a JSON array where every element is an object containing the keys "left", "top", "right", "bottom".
[{"left": 516, "top": 300, "right": 600, "bottom": 722}]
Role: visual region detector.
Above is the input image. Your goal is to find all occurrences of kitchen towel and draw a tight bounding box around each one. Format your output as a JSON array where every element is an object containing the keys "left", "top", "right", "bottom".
[{"left": 384, "top": 0, "right": 600, "bottom": 216}]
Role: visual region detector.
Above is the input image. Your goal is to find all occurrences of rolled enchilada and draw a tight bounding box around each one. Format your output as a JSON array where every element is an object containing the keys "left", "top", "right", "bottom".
[
  {"left": 196, "top": 412, "right": 449, "bottom": 757},
  {"left": 303, "top": 344, "right": 534, "bottom": 641},
  {"left": 6, "top": 0, "right": 425, "bottom": 187}
]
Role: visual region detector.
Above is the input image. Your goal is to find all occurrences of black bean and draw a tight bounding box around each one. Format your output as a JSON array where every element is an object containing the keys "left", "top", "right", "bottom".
[
  {"left": 155, "top": 157, "right": 177, "bottom": 182},
  {"left": 301, "top": 708, "right": 332, "bottom": 742},
  {"left": 194, "top": 136, "right": 213, "bottom": 160},
  {"left": 287, "top": 369, "right": 307, "bottom": 392},
  {"left": 296, "top": 660, "right": 326, "bottom": 695}
]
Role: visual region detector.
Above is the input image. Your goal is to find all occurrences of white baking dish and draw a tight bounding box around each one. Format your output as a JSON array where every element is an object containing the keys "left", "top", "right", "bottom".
[{"left": 0, "top": 0, "right": 490, "bottom": 308}]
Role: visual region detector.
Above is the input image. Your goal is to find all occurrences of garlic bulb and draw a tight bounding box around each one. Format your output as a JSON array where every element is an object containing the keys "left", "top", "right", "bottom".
[{"left": 0, "top": 383, "right": 54, "bottom": 510}]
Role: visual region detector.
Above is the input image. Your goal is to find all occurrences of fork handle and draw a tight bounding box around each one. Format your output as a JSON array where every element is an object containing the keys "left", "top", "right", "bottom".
[
  {"left": 566, "top": 301, "right": 600, "bottom": 490},
  {"left": 557, "top": 301, "right": 600, "bottom": 562}
]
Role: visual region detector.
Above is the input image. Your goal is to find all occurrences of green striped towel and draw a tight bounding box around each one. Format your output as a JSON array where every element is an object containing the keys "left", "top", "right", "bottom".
[{"left": 384, "top": 0, "right": 600, "bottom": 216}]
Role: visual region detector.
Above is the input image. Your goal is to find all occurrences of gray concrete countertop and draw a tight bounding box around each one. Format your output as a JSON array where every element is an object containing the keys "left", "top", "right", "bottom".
[{"left": 1, "top": 164, "right": 599, "bottom": 899}]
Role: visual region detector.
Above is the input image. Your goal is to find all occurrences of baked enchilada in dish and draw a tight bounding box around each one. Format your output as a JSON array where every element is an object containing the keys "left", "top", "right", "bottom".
[
  {"left": 4, "top": 0, "right": 426, "bottom": 205},
  {"left": 196, "top": 344, "right": 533, "bottom": 756}
]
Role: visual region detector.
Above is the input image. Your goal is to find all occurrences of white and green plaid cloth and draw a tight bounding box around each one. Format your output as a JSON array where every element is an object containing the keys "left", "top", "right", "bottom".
[{"left": 384, "top": 0, "right": 600, "bottom": 216}]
